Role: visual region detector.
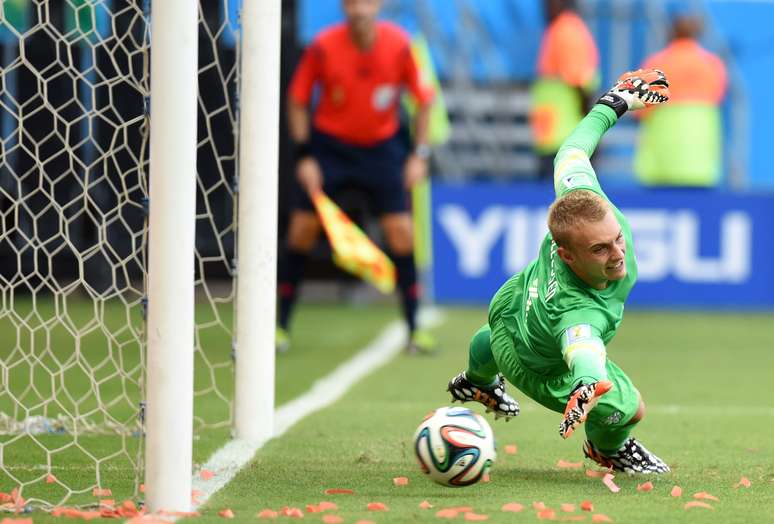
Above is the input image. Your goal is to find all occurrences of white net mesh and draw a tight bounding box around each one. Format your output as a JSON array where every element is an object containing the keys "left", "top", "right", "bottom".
[{"left": 0, "top": 0, "right": 239, "bottom": 509}]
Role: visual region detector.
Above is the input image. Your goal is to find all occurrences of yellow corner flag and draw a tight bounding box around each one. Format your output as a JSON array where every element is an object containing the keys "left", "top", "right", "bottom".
[{"left": 311, "top": 191, "right": 396, "bottom": 294}]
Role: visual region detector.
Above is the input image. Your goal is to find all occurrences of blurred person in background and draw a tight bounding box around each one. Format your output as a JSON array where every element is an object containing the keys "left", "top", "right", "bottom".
[
  {"left": 277, "top": 0, "right": 436, "bottom": 354},
  {"left": 448, "top": 69, "right": 671, "bottom": 474},
  {"left": 634, "top": 11, "right": 727, "bottom": 186},
  {"left": 530, "top": 0, "right": 599, "bottom": 180}
]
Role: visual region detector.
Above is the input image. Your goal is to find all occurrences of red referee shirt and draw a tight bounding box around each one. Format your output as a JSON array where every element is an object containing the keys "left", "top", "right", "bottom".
[{"left": 289, "top": 21, "right": 434, "bottom": 146}]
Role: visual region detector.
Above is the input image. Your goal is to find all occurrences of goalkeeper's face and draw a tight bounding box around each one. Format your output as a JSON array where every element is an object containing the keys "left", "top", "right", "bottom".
[{"left": 560, "top": 210, "right": 627, "bottom": 289}]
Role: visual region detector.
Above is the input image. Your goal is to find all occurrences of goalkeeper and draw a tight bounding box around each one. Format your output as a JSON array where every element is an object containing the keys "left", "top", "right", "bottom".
[{"left": 447, "top": 70, "right": 670, "bottom": 474}]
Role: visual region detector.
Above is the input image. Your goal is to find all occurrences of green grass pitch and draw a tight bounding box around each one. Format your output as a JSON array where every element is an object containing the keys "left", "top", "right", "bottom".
[
  {"left": 195, "top": 306, "right": 773, "bottom": 523},
  {"left": 1, "top": 300, "right": 772, "bottom": 522}
]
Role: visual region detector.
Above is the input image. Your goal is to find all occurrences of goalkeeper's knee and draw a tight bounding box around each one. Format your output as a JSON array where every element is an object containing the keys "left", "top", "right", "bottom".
[
  {"left": 626, "top": 398, "right": 646, "bottom": 426},
  {"left": 584, "top": 393, "right": 643, "bottom": 453}
]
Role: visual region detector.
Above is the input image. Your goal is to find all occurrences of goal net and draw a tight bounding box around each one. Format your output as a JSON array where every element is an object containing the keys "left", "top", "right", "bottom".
[{"left": 0, "top": 0, "right": 239, "bottom": 508}]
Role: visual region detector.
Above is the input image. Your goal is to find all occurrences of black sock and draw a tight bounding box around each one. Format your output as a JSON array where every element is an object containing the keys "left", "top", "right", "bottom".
[
  {"left": 278, "top": 248, "right": 308, "bottom": 329},
  {"left": 392, "top": 253, "right": 420, "bottom": 333}
]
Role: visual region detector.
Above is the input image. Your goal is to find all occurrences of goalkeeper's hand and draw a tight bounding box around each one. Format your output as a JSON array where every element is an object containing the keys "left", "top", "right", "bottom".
[
  {"left": 558, "top": 380, "right": 613, "bottom": 439},
  {"left": 596, "top": 69, "right": 670, "bottom": 117}
]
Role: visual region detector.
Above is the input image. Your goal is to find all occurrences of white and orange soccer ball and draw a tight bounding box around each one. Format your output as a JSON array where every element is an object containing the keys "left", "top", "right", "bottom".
[{"left": 413, "top": 406, "right": 496, "bottom": 487}]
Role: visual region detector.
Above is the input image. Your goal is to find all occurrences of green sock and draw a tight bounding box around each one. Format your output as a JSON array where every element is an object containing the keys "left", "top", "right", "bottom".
[
  {"left": 465, "top": 324, "right": 499, "bottom": 387},
  {"left": 585, "top": 420, "right": 635, "bottom": 455}
]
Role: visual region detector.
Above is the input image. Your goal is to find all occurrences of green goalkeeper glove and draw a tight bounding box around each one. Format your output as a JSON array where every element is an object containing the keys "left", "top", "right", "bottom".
[{"left": 597, "top": 68, "right": 670, "bottom": 117}]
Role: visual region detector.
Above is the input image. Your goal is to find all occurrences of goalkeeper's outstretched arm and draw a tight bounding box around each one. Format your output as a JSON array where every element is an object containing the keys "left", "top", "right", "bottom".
[{"left": 553, "top": 69, "right": 670, "bottom": 192}]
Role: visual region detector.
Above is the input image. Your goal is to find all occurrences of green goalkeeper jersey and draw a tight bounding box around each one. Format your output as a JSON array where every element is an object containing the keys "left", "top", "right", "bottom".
[{"left": 491, "top": 104, "right": 637, "bottom": 378}]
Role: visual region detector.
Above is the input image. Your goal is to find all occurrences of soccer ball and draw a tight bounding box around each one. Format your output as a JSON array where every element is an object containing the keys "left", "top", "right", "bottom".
[{"left": 413, "top": 406, "right": 496, "bottom": 487}]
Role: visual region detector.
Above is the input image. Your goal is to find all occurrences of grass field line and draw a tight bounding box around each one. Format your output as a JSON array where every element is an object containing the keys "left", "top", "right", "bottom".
[{"left": 187, "top": 308, "right": 445, "bottom": 513}]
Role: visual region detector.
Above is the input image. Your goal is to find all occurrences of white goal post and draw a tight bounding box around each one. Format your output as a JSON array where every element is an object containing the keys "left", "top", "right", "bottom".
[
  {"left": 145, "top": 0, "right": 280, "bottom": 513},
  {"left": 144, "top": 0, "right": 199, "bottom": 512},
  {"left": 233, "top": 0, "right": 280, "bottom": 444}
]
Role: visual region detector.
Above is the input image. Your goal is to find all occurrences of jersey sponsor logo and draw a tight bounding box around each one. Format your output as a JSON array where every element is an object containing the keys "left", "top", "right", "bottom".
[
  {"left": 331, "top": 85, "right": 345, "bottom": 106},
  {"left": 372, "top": 84, "right": 397, "bottom": 110},
  {"left": 603, "top": 410, "right": 623, "bottom": 425},
  {"left": 566, "top": 324, "right": 592, "bottom": 344}
]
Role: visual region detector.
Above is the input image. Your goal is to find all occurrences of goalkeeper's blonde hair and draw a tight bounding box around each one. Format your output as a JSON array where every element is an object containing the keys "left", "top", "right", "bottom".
[{"left": 548, "top": 190, "right": 609, "bottom": 248}]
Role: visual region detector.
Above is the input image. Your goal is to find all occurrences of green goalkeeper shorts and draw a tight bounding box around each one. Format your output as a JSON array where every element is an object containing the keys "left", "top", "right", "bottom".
[{"left": 489, "top": 317, "right": 641, "bottom": 428}]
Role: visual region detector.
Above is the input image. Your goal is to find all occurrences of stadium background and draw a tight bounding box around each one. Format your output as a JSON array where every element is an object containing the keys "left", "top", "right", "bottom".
[
  {"left": 293, "top": 0, "right": 774, "bottom": 308},
  {"left": 2, "top": 0, "right": 772, "bottom": 306}
]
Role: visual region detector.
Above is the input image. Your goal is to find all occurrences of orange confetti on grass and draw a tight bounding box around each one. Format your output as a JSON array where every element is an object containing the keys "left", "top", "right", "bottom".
[
  {"left": 355, "top": 521, "right": 376, "bottom": 524},
  {"left": 118, "top": 500, "right": 141, "bottom": 518},
  {"left": 200, "top": 469, "right": 215, "bottom": 481},
  {"left": 393, "top": 476, "right": 409, "bottom": 486},
  {"left": 693, "top": 492, "right": 719, "bottom": 501},
  {"left": 126, "top": 517, "right": 168, "bottom": 524},
  {"left": 636, "top": 481, "right": 654, "bottom": 492},
  {"left": 99, "top": 499, "right": 115, "bottom": 507},
  {"left": 532, "top": 501, "right": 547, "bottom": 510},
  {"left": 580, "top": 500, "right": 594, "bottom": 512},
  {"left": 536, "top": 508, "right": 557, "bottom": 520},
  {"left": 279, "top": 506, "right": 304, "bottom": 518},
  {"left": 367, "top": 502, "right": 388, "bottom": 512},
  {"left": 92, "top": 488, "right": 112, "bottom": 497},
  {"left": 322, "top": 515, "right": 343, "bottom": 524},
  {"left": 307, "top": 501, "right": 338, "bottom": 513},
  {"left": 1, "top": 519, "right": 32, "bottom": 524},
  {"left": 591, "top": 514, "right": 614, "bottom": 522},
  {"left": 450, "top": 506, "right": 474, "bottom": 513},
  {"left": 557, "top": 460, "right": 583, "bottom": 469},
  {"left": 670, "top": 486, "right": 682, "bottom": 497},
  {"left": 602, "top": 473, "right": 620, "bottom": 493},
  {"left": 684, "top": 501, "right": 714, "bottom": 510},
  {"left": 504, "top": 444, "right": 518, "bottom": 455},
  {"left": 139, "top": 484, "right": 145, "bottom": 493},
  {"left": 52, "top": 508, "right": 101, "bottom": 520},
  {"left": 464, "top": 512, "right": 489, "bottom": 521},
  {"left": 419, "top": 500, "right": 433, "bottom": 509},
  {"left": 560, "top": 503, "right": 576, "bottom": 512},
  {"left": 501, "top": 503, "right": 524, "bottom": 513},
  {"left": 256, "top": 509, "right": 278, "bottom": 519},
  {"left": 324, "top": 488, "right": 354, "bottom": 495},
  {"left": 585, "top": 469, "right": 608, "bottom": 478},
  {"left": 218, "top": 508, "right": 235, "bottom": 519},
  {"left": 46, "top": 474, "right": 57, "bottom": 484},
  {"left": 734, "top": 477, "right": 752, "bottom": 488}
]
